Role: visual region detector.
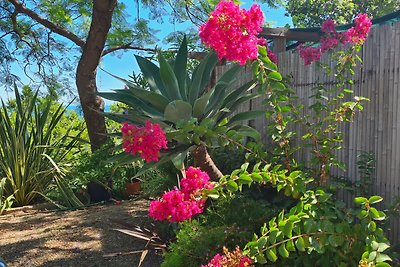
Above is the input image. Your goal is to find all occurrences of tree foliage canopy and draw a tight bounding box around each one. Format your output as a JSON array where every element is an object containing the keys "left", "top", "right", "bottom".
[
  {"left": 0, "top": 0, "right": 156, "bottom": 90},
  {"left": 277, "top": 0, "right": 400, "bottom": 27}
]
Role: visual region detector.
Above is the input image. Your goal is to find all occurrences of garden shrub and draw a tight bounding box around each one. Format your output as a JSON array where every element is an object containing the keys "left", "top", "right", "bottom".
[
  {"left": 66, "top": 142, "right": 178, "bottom": 200},
  {"left": 162, "top": 194, "right": 278, "bottom": 267},
  {"left": 209, "top": 146, "right": 247, "bottom": 175},
  {"left": 103, "top": 2, "right": 393, "bottom": 266},
  {"left": 0, "top": 88, "right": 83, "bottom": 206}
]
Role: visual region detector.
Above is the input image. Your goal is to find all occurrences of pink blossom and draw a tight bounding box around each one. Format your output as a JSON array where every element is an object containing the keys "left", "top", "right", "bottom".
[
  {"left": 238, "top": 257, "right": 252, "bottom": 267},
  {"left": 202, "top": 247, "right": 254, "bottom": 267},
  {"left": 320, "top": 36, "right": 339, "bottom": 53},
  {"left": 199, "top": 1, "right": 264, "bottom": 65},
  {"left": 298, "top": 14, "right": 371, "bottom": 65},
  {"left": 321, "top": 19, "right": 336, "bottom": 34},
  {"left": 298, "top": 45, "right": 321, "bottom": 65},
  {"left": 342, "top": 13, "right": 372, "bottom": 44},
  {"left": 181, "top": 167, "right": 214, "bottom": 197},
  {"left": 121, "top": 120, "right": 168, "bottom": 163},
  {"left": 148, "top": 167, "right": 213, "bottom": 222}
]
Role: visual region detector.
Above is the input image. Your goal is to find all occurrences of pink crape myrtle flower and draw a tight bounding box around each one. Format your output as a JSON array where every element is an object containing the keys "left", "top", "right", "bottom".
[
  {"left": 298, "top": 45, "right": 322, "bottom": 65},
  {"left": 199, "top": 1, "right": 264, "bottom": 65},
  {"left": 298, "top": 14, "right": 371, "bottom": 65},
  {"left": 181, "top": 167, "right": 214, "bottom": 198},
  {"left": 320, "top": 19, "right": 340, "bottom": 52},
  {"left": 342, "top": 13, "right": 372, "bottom": 44},
  {"left": 321, "top": 19, "right": 336, "bottom": 34},
  {"left": 149, "top": 167, "right": 214, "bottom": 222},
  {"left": 121, "top": 120, "right": 168, "bottom": 163},
  {"left": 202, "top": 247, "right": 254, "bottom": 267}
]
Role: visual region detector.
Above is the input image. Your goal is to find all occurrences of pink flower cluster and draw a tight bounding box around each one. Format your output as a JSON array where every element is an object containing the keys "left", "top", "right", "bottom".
[
  {"left": 149, "top": 167, "right": 214, "bottom": 222},
  {"left": 299, "top": 14, "right": 371, "bottom": 65},
  {"left": 342, "top": 13, "right": 372, "bottom": 44},
  {"left": 202, "top": 247, "right": 253, "bottom": 267},
  {"left": 298, "top": 45, "right": 322, "bottom": 65},
  {"left": 199, "top": 1, "right": 264, "bottom": 65},
  {"left": 121, "top": 120, "right": 168, "bottom": 163}
]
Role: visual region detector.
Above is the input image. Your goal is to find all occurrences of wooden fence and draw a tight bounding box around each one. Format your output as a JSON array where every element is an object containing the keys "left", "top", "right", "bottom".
[{"left": 216, "top": 21, "right": 400, "bottom": 244}]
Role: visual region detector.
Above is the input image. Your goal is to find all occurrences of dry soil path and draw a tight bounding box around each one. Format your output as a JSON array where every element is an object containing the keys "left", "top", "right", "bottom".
[{"left": 0, "top": 199, "right": 163, "bottom": 267}]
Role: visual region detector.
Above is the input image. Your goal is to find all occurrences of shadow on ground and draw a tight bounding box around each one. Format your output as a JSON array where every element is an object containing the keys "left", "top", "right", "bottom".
[{"left": 0, "top": 199, "right": 163, "bottom": 267}]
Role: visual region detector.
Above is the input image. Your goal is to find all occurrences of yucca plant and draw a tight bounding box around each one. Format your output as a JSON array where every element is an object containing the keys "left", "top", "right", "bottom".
[
  {"left": 0, "top": 177, "right": 14, "bottom": 214},
  {"left": 100, "top": 37, "right": 266, "bottom": 179},
  {"left": 0, "top": 88, "right": 81, "bottom": 206}
]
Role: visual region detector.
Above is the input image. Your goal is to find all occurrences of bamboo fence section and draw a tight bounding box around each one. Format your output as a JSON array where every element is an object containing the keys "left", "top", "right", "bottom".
[{"left": 216, "top": 21, "right": 400, "bottom": 245}]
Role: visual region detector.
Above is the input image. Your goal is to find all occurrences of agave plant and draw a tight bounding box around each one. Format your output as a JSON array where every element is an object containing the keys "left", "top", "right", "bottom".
[
  {"left": 100, "top": 38, "right": 265, "bottom": 179},
  {"left": 0, "top": 88, "right": 82, "bottom": 206}
]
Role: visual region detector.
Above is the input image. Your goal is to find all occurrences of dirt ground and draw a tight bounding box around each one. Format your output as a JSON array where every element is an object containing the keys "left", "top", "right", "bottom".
[{"left": 0, "top": 199, "right": 164, "bottom": 267}]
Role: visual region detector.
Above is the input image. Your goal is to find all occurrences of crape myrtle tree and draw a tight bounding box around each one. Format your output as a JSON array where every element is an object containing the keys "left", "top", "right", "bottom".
[
  {"left": 273, "top": 0, "right": 400, "bottom": 27},
  {"left": 0, "top": 0, "right": 169, "bottom": 151},
  {"left": 0, "top": 0, "right": 281, "bottom": 151}
]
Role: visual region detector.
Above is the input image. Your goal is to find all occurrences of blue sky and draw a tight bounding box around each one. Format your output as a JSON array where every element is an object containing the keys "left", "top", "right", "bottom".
[{"left": 0, "top": 1, "right": 292, "bottom": 102}]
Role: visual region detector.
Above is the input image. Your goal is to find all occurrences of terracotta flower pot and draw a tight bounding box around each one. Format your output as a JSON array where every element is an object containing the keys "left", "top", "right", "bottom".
[{"left": 125, "top": 179, "right": 141, "bottom": 196}]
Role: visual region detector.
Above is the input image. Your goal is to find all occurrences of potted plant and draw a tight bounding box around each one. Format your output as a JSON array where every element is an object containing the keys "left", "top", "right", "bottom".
[{"left": 125, "top": 177, "right": 141, "bottom": 196}]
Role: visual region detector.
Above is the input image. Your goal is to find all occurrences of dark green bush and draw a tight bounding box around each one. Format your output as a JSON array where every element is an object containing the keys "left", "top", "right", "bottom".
[
  {"left": 161, "top": 193, "right": 280, "bottom": 267},
  {"left": 209, "top": 146, "right": 246, "bottom": 175},
  {"left": 66, "top": 143, "right": 178, "bottom": 199}
]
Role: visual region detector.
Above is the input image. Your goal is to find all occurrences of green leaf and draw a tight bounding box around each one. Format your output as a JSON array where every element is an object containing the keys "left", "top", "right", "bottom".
[
  {"left": 238, "top": 174, "right": 253, "bottom": 186},
  {"left": 205, "top": 65, "right": 244, "bottom": 114},
  {"left": 268, "top": 71, "right": 283, "bottom": 81},
  {"left": 158, "top": 52, "right": 181, "bottom": 100},
  {"left": 328, "top": 235, "right": 344, "bottom": 247},
  {"left": 174, "top": 36, "right": 188, "bottom": 101},
  {"left": 229, "top": 110, "right": 265, "bottom": 124},
  {"left": 278, "top": 244, "right": 290, "bottom": 258},
  {"left": 99, "top": 91, "right": 163, "bottom": 118},
  {"left": 377, "top": 243, "right": 390, "bottom": 253},
  {"left": 164, "top": 100, "right": 192, "bottom": 123},
  {"left": 226, "top": 180, "right": 239, "bottom": 192},
  {"left": 189, "top": 52, "right": 218, "bottom": 104},
  {"left": 126, "top": 87, "right": 170, "bottom": 112},
  {"left": 295, "top": 237, "right": 306, "bottom": 252},
  {"left": 370, "top": 207, "right": 386, "bottom": 220},
  {"left": 265, "top": 249, "right": 278, "bottom": 262},
  {"left": 286, "top": 240, "right": 296, "bottom": 252},
  {"left": 368, "top": 221, "right": 377, "bottom": 232},
  {"left": 193, "top": 90, "right": 213, "bottom": 118},
  {"left": 255, "top": 254, "right": 267, "bottom": 264},
  {"left": 230, "top": 125, "right": 261, "bottom": 141},
  {"left": 251, "top": 173, "right": 263, "bottom": 183},
  {"left": 369, "top": 195, "right": 383, "bottom": 204},
  {"left": 206, "top": 188, "right": 220, "bottom": 199},
  {"left": 354, "top": 197, "right": 368, "bottom": 204},
  {"left": 321, "top": 220, "right": 334, "bottom": 232},
  {"left": 375, "top": 263, "right": 392, "bottom": 267},
  {"left": 221, "top": 79, "right": 257, "bottom": 108},
  {"left": 257, "top": 237, "right": 268, "bottom": 250},
  {"left": 371, "top": 241, "right": 379, "bottom": 250},
  {"left": 135, "top": 55, "right": 167, "bottom": 96},
  {"left": 369, "top": 251, "right": 378, "bottom": 262},
  {"left": 171, "top": 149, "right": 190, "bottom": 169},
  {"left": 283, "top": 222, "right": 294, "bottom": 238}
]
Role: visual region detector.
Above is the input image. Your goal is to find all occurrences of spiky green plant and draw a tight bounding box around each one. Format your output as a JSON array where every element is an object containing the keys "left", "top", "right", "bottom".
[
  {"left": 100, "top": 37, "right": 265, "bottom": 179},
  {"left": 0, "top": 88, "right": 81, "bottom": 206}
]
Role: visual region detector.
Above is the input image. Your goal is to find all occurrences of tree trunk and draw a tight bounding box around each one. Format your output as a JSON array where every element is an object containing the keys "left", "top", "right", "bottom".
[
  {"left": 191, "top": 144, "right": 223, "bottom": 180},
  {"left": 76, "top": 0, "right": 117, "bottom": 151}
]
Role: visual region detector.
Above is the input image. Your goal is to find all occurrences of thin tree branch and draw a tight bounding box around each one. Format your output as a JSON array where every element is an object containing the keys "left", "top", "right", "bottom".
[
  {"left": 102, "top": 44, "right": 159, "bottom": 56},
  {"left": 6, "top": 0, "right": 85, "bottom": 48},
  {"left": 102, "top": 43, "right": 207, "bottom": 60}
]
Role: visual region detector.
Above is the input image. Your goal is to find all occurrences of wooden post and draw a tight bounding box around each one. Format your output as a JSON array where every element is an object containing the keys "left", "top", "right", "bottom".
[{"left": 273, "top": 37, "right": 287, "bottom": 53}]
